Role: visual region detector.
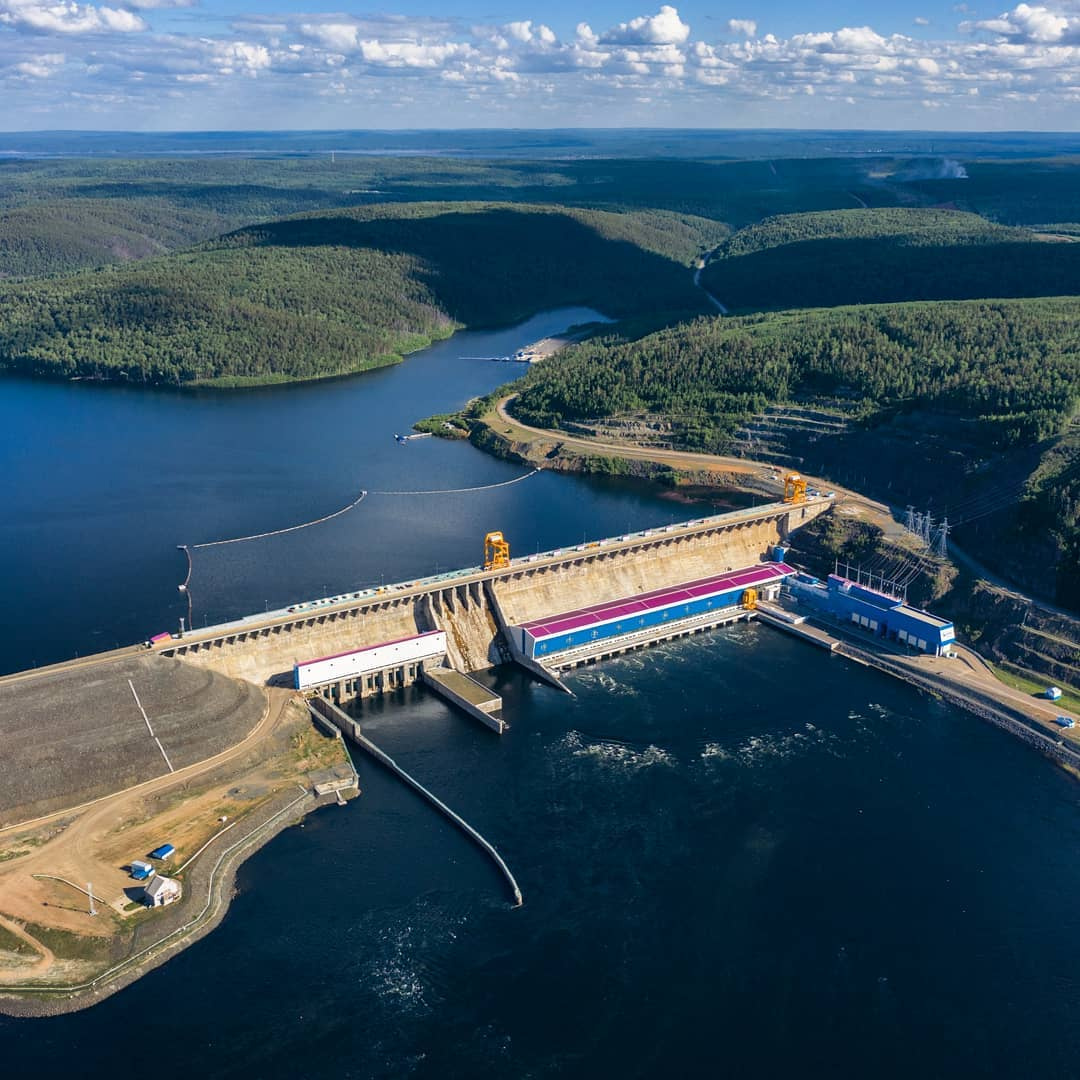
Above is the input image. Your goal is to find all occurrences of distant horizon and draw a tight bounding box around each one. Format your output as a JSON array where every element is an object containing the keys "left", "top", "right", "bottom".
[
  {"left": 3, "top": 126, "right": 1080, "bottom": 135},
  {"left": 2, "top": 127, "right": 1079, "bottom": 162}
]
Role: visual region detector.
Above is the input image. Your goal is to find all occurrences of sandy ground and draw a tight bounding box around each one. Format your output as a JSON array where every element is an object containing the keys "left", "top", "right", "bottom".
[{"left": 0, "top": 689, "right": 348, "bottom": 991}]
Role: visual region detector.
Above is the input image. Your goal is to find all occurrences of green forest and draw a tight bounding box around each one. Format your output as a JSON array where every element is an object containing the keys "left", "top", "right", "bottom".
[
  {"left": 700, "top": 208, "right": 1080, "bottom": 312},
  {"left": 0, "top": 202, "right": 712, "bottom": 386},
  {"left": 0, "top": 154, "right": 969, "bottom": 279},
  {"left": 509, "top": 296, "right": 1080, "bottom": 604},
  {"left": 511, "top": 297, "right": 1080, "bottom": 451}
]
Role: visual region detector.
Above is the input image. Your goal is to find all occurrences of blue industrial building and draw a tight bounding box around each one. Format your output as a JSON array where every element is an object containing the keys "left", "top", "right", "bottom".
[
  {"left": 512, "top": 563, "right": 793, "bottom": 660},
  {"left": 787, "top": 573, "right": 955, "bottom": 655}
]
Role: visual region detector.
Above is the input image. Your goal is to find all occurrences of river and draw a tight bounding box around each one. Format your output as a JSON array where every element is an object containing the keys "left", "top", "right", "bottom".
[{"left": 2, "top": 311, "right": 1080, "bottom": 1077}]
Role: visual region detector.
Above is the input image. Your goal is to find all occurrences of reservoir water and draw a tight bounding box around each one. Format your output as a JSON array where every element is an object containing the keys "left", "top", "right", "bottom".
[{"left": 3, "top": 312, "right": 1080, "bottom": 1076}]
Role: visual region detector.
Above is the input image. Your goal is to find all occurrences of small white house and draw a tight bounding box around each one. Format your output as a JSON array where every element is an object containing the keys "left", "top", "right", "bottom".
[{"left": 144, "top": 875, "right": 181, "bottom": 908}]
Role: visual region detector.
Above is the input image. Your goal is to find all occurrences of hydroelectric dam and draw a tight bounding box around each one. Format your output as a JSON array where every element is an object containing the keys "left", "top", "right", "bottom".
[
  {"left": 0, "top": 494, "right": 831, "bottom": 828},
  {"left": 161, "top": 495, "right": 832, "bottom": 724}
]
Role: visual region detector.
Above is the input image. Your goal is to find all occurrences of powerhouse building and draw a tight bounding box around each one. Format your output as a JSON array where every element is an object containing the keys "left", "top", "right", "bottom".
[
  {"left": 293, "top": 630, "right": 447, "bottom": 690},
  {"left": 509, "top": 562, "right": 795, "bottom": 661},
  {"left": 788, "top": 573, "right": 955, "bottom": 655}
]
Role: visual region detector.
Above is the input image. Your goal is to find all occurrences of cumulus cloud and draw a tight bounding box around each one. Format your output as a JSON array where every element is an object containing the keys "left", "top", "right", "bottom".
[
  {"left": 299, "top": 22, "right": 359, "bottom": 51},
  {"left": 969, "top": 3, "right": 1080, "bottom": 42},
  {"left": 601, "top": 5, "right": 690, "bottom": 46},
  {"left": 4, "top": 1, "right": 1080, "bottom": 127},
  {"left": 0, "top": 0, "right": 146, "bottom": 34},
  {"left": 727, "top": 18, "right": 756, "bottom": 36},
  {"left": 207, "top": 40, "right": 270, "bottom": 75},
  {"left": 13, "top": 50, "right": 64, "bottom": 75}
]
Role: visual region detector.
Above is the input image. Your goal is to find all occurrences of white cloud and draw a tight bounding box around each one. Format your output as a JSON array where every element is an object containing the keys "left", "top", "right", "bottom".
[
  {"left": 601, "top": 5, "right": 690, "bottom": 46},
  {"left": 299, "top": 22, "right": 359, "bottom": 51},
  {"left": 914, "top": 16, "right": 930, "bottom": 26},
  {"left": 357, "top": 40, "right": 469, "bottom": 68},
  {"left": 727, "top": 18, "right": 756, "bottom": 37},
  {"left": 969, "top": 3, "right": 1080, "bottom": 43},
  {"left": 13, "top": 50, "right": 64, "bottom": 75},
  {"left": 0, "top": 0, "right": 146, "bottom": 34},
  {"left": 576, "top": 22, "right": 598, "bottom": 47},
  {"left": 5, "top": 2, "right": 1080, "bottom": 128},
  {"left": 207, "top": 40, "right": 270, "bottom": 76},
  {"left": 124, "top": 0, "right": 194, "bottom": 8}
]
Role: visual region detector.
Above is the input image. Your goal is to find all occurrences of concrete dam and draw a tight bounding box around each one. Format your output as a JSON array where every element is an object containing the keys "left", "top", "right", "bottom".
[{"left": 162, "top": 497, "right": 832, "bottom": 722}]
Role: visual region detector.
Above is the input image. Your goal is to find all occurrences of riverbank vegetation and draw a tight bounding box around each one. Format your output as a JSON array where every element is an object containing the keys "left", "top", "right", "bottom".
[{"left": 0, "top": 202, "right": 712, "bottom": 386}]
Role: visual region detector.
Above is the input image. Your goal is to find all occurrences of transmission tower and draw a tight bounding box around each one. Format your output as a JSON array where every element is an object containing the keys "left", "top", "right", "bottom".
[
  {"left": 933, "top": 517, "right": 950, "bottom": 559},
  {"left": 922, "top": 512, "right": 934, "bottom": 547},
  {"left": 905, "top": 505, "right": 915, "bottom": 533}
]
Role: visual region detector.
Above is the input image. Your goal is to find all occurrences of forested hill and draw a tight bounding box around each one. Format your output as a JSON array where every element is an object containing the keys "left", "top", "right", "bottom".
[
  {"left": 700, "top": 208, "right": 1080, "bottom": 312},
  {"left": 509, "top": 297, "right": 1080, "bottom": 606},
  {"left": 0, "top": 200, "right": 232, "bottom": 280},
  {"left": 511, "top": 297, "right": 1080, "bottom": 450},
  {"left": 0, "top": 202, "right": 712, "bottom": 387}
]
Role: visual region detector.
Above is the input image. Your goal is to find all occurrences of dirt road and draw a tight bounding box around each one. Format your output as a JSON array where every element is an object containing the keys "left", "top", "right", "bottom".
[
  {"left": 0, "top": 688, "right": 298, "bottom": 983},
  {"left": 493, "top": 395, "right": 902, "bottom": 534}
]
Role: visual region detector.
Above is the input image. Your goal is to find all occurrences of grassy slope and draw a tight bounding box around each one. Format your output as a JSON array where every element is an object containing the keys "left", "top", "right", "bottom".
[
  {"left": 700, "top": 208, "right": 1080, "bottom": 312},
  {"left": 0, "top": 202, "right": 711, "bottom": 386}
]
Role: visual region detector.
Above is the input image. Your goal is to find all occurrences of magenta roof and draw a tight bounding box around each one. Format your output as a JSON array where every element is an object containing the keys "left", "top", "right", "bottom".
[{"left": 520, "top": 562, "right": 794, "bottom": 640}]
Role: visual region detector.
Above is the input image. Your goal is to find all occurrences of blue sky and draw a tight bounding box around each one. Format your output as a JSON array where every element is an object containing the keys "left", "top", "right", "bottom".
[{"left": 2, "top": 0, "right": 1079, "bottom": 129}]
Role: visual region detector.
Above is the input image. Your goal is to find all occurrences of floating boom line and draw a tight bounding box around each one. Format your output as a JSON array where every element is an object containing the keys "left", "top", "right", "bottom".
[
  {"left": 188, "top": 490, "right": 369, "bottom": 550},
  {"left": 368, "top": 468, "right": 540, "bottom": 497},
  {"left": 175, "top": 469, "right": 539, "bottom": 627}
]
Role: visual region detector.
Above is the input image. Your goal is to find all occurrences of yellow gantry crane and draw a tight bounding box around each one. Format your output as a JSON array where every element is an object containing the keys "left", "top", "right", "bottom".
[
  {"left": 484, "top": 530, "right": 510, "bottom": 571},
  {"left": 783, "top": 472, "right": 807, "bottom": 504},
  {"left": 741, "top": 587, "right": 758, "bottom": 611}
]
